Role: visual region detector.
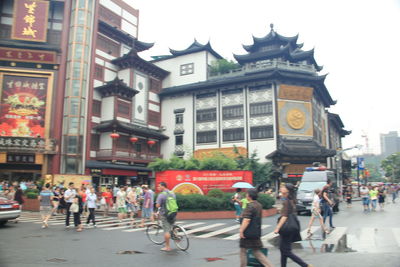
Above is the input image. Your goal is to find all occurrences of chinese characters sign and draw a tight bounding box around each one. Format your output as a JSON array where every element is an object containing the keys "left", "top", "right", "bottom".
[
  {"left": 11, "top": 0, "right": 49, "bottom": 42},
  {"left": 0, "top": 74, "right": 48, "bottom": 138},
  {"left": 0, "top": 47, "right": 56, "bottom": 64}
]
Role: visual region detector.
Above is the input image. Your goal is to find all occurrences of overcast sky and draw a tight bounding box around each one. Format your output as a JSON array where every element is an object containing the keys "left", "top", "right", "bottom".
[{"left": 133, "top": 0, "right": 400, "bottom": 155}]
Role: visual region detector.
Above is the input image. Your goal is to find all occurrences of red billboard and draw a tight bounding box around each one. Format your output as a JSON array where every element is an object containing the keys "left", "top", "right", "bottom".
[
  {"left": 155, "top": 170, "right": 253, "bottom": 195},
  {"left": 11, "top": 0, "right": 49, "bottom": 42},
  {"left": 0, "top": 73, "right": 49, "bottom": 137}
]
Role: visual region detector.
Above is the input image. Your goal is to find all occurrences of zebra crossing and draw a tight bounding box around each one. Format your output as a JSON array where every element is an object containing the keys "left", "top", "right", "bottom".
[{"left": 17, "top": 212, "right": 400, "bottom": 253}]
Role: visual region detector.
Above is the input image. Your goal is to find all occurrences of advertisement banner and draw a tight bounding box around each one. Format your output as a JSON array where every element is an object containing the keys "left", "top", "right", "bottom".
[
  {"left": 11, "top": 0, "right": 49, "bottom": 42},
  {"left": 0, "top": 73, "right": 49, "bottom": 137},
  {"left": 156, "top": 170, "right": 253, "bottom": 195}
]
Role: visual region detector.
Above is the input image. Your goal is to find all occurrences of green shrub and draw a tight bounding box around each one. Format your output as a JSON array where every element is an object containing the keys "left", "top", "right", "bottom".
[
  {"left": 257, "top": 193, "right": 275, "bottom": 209},
  {"left": 24, "top": 188, "right": 39, "bottom": 194},
  {"left": 26, "top": 192, "right": 38, "bottom": 199},
  {"left": 207, "top": 189, "right": 225, "bottom": 198}
]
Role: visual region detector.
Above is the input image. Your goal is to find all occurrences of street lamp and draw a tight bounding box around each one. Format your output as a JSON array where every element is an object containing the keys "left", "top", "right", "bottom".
[{"left": 335, "top": 144, "right": 362, "bottom": 198}]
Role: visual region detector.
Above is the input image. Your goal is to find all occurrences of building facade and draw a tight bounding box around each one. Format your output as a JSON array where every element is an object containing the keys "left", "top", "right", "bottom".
[
  {"left": 155, "top": 25, "right": 350, "bottom": 183},
  {"left": 380, "top": 131, "right": 400, "bottom": 157},
  {"left": 0, "top": 0, "right": 168, "bottom": 188}
]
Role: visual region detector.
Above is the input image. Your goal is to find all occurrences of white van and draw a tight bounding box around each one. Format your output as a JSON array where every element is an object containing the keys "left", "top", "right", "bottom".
[{"left": 296, "top": 167, "right": 340, "bottom": 214}]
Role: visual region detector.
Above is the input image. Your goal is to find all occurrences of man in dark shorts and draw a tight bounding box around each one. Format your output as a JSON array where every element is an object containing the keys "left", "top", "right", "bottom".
[{"left": 156, "top": 182, "right": 176, "bottom": 252}]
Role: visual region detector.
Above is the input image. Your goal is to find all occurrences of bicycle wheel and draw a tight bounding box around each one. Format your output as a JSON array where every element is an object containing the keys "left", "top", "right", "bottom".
[
  {"left": 172, "top": 225, "right": 189, "bottom": 251},
  {"left": 146, "top": 224, "right": 165, "bottom": 245}
]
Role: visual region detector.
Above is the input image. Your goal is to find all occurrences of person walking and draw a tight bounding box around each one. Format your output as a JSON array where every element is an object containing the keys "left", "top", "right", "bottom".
[
  {"left": 389, "top": 184, "right": 397, "bottom": 203},
  {"left": 274, "top": 183, "right": 313, "bottom": 267},
  {"left": 14, "top": 185, "right": 24, "bottom": 223},
  {"left": 239, "top": 188, "right": 274, "bottom": 267},
  {"left": 155, "top": 182, "right": 176, "bottom": 252},
  {"left": 360, "top": 185, "right": 370, "bottom": 212},
  {"left": 233, "top": 188, "right": 243, "bottom": 223},
  {"left": 140, "top": 185, "right": 154, "bottom": 228},
  {"left": 86, "top": 187, "right": 97, "bottom": 227},
  {"left": 101, "top": 187, "right": 113, "bottom": 217},
  {"left": 369, "top": 186, "right": 379, "bottom": 211},
  {"left": 321, "top": 179, "right": 335, "bottom": 229},
  {"left": 71, "top": 195, "right": 83, "bottom": 232},
  {"left": 38, "top": 183, "right": 54, "bottom": 229},
  {"left": 306, "top": 188, "right": 329, "bottom": 237},
  {"left": 51, "top": 187, "right": 61, "bottom": 216},
  {"left": 126, "top": 187, "right": 138, "bottom": 227},
  {"left": 345, "top": 185, "right": 353, "bottom": 208},
  {"left": 116, "top": 186, "right": 128, "bottom": 222},
  {"left": 64, "top": 182, "right": 76, "bottom": 228},
  {"left": 378, "top": 185, "right": 386, "bottom": 210}
]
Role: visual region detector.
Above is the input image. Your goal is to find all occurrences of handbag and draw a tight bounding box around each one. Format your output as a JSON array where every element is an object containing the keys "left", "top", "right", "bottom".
[
  {"left": 247, "top": 248, "right": 268, "bottom": 267},
  {"left": 278, "top": 200, "right": 302, "bottom": 242},
  {"left": 70, "top": 203, "right": 79, "bottom": 213},
  {"left": 100, "top": 197, "right": 106, "bottom": 205}
]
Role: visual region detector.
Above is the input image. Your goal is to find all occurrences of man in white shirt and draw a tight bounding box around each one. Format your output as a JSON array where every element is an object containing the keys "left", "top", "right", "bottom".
[
  {"left": 86, "top": 187, "right": 98, "bottom": 227},
  {"left": 64, "top": 182, "right": 76, "bottom": 228},
  {"left": 360, "top": 185, "right": 370, "bottom": 212}
]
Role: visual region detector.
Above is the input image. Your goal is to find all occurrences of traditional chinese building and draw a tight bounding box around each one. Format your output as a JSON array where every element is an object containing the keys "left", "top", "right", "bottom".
[
  {"left": 155, "top": 24, "right": 350, "bottom": 185},
  {"left": 0, "top": 0, "right": 168, "bottom": 188}
]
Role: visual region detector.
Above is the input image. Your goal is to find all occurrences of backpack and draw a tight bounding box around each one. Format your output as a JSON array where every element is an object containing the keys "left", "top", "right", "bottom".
[{"left": 162, "top": 191, "right": 178, "bottom": 223}]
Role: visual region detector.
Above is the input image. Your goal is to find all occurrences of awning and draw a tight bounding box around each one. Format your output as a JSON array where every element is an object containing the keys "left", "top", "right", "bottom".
[{"left": 86, "top": 160, "right": 152, "bottom": 173}]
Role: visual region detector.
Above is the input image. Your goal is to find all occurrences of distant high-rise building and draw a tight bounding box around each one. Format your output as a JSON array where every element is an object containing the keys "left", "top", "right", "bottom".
[{"left": 380, "top": 131, "right": 400, "bottom": 156}]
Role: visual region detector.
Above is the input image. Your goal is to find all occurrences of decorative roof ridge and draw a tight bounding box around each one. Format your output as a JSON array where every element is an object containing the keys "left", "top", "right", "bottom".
[{"left": 168, "top": 39, "right": 223, "bottom": 59}]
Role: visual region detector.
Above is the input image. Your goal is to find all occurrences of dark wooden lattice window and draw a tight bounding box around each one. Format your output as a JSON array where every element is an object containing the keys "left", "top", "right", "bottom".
[
  {"left": 97, "top": 34, "right": 120, "bottom": 56},
  {"left": 92, "top": 100, "right": 101, "bottom": 117},
  {"left": 94, "top": 64, "right": 104, "bottom": 81},
  {"left": 99, "top": 6, "right": 121, "bottom": 27}
]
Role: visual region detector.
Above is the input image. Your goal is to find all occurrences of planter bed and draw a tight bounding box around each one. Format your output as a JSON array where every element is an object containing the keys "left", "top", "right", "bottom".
[
  {"left": 176, "top": 208, "right": 277, "bottom": 220},
  {"left": 22, "top": 197, "right": 39, "bottom": 212}
]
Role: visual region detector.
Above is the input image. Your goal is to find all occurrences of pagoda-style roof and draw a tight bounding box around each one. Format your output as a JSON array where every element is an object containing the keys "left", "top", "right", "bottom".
[
  {"left": 328, "top": 113, "right": 351, "bottom": 137},
  {"left": 95, "top": 77, "right": 139, "bottom": 100},
  {"left": 234, "top": 24, "right": 323, "bottom": 71},
  {"left": 93, "top": 120, "right": 169, "bottom": 140},
  {"left": 112, "top": 49, "right": 169, "bottom": 79},
  {"left": 267, "top": 138, "right": 337, "bottom": 158},
  {"left": 98, "top": 21, "right": 154, "bottom": 51},
  {"left": 160, "top": 68, "right": 335, "bottom": 107},
  {"left": 152, "top": 40, "right": 223, "bottom": 62}
]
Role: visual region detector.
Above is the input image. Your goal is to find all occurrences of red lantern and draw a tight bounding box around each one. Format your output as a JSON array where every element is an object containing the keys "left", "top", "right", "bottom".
[
  {"left": 130, "top": 137, "right": 138, "bottom": 143},
  {"left": 109, "top": 132, "right": 120, "bottom": 139},
  {"left": 147, "top": 140, "right": 156, "bottom": 146}
]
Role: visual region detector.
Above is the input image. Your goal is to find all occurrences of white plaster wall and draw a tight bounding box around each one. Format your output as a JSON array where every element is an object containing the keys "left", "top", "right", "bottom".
[
  {"left": 99, "top": 0, "right": 121, "bottom": 15},
  {"left": 118, "top": 69, "right": 130, "bottom": 85},
  {"left": 100, "top": 132, "right": 112, "bottom": 150},
  {"left": 116, "top": 117, "right": 130, "bottom": 123},
  {"left": 96, "top": 49, "right": 116, "bottom": 61},
  {"left": 95, "top": 57, "right": 105, "bottom": 65},
  {"left": 149, "top": 92, "right": 160, "bottom": 103},
  {"left": 249, "top": 139, "right": 276, "bottom": 163},
  {"left": 122, "top": 10, "right": 138, "bottom": 25},
  {"left": 104, "top": 69, "right": 117, "bottom": 82},
  {"left": 153, "top": 51, "right": 208, "bottom": 88},
  {"left": 149, "top": 103, "right": 160, "bottom": 112},
  {"left": 101, "top": 97, "right": 114, "bottom": 121},
  {"left": 121, "top": 20, "right": 137, "bottom": 37},
  {"left": 161, "top": 94, "right": 194, "bottom": 159},
  {"left": 92, "top": 116, "right": 101, "bottom": 123},
  {"left": 133, "top": 73, "right": 148, "bottom": 123},
  {"left": 105, "top": 62, "right": 118, "bottom": 71},
  {"left": 93, "top": 80, "right": 103, "bottom": 89},
  {"left": 90, "top": 151, "right": 97, "bottom": 157}
]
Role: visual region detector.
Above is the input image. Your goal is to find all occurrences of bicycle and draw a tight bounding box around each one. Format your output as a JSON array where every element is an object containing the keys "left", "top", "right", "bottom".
[{"left": 146, "top": 213, "right": 189, "bottom": 251}]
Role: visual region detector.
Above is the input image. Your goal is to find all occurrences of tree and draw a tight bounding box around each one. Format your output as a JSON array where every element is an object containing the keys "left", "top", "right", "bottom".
[
  {"left": 209, "top": 59, "right": 240, "bottom": 75},
  {"left": 381, "top": 152, "right": 400, "bottom": 182},
  {"left": 233, "top": 147, "right": 273, "bottom": 185}
]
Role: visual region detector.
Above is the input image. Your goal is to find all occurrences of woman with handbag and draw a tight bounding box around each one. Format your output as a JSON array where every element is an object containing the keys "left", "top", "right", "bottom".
[
  {"left": 274, "top": 184, "right": 313, "bottom": 267},
  {"left": 239, "top": 189, "right": 274, "bottom": 267}
]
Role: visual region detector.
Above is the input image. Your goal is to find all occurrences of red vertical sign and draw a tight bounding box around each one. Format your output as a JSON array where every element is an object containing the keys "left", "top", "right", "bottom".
[{"left": 11, "top": 0, "right": 50, "bottom": 43}]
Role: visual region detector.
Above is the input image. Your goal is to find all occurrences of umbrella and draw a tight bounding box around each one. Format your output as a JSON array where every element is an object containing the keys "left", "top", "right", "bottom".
[{"left": 232, "top": 182, "right": 254, "bottom": 189}]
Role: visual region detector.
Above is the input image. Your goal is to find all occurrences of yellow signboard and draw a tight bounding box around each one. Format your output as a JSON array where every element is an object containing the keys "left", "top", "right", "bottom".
[
  {"left": 194, "top": 147, "right": 247, "bottom": 160},
  {"left": 52, "top": 174, "right": 92, "bottom": 187}
]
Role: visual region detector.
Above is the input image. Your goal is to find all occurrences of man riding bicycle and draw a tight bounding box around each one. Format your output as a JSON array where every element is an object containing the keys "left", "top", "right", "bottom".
[{"left": 156, "top": 182, "right": 176, "bottom": 252}]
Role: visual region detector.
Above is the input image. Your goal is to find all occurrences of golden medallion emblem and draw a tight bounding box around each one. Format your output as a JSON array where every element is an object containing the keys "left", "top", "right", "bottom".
[{"left": 286, "top": 109, "right": 306, "bottom": 129}]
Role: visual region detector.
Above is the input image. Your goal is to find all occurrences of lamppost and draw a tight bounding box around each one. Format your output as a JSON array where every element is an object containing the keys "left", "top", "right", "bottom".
[{"left": 335, "top": 144, "right": 362, "bottom": 198}]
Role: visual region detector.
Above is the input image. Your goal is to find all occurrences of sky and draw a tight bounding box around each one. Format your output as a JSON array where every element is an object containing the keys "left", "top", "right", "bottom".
[{"left": 132, "top": 0, "right": 400, "bottom": 155}]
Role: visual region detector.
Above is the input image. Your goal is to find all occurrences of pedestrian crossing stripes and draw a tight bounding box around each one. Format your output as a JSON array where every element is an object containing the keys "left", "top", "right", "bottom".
[{"left": 16, "top": 212, "right": 400, "bottom": 252}]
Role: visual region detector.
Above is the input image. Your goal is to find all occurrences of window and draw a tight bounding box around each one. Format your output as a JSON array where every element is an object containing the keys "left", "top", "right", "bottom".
[
  {"left": 149, "top": 143, "right": 158, "bottom": 153},
  {"left": 92, "top": 100, "right": 101, "bottom": 117},
  {"left": 196, "top": 92, "right": 216, "bottom": 99},
  {"left": 135, "top": 143, "right": 142, "bottom": 152},
  {"left": 223, "top": 128, "right": 244, "bottom": 142},
  {"left": 148, "top": 111, "right": 160, "bottom": 126},
  {"left": 150, "top": 78, "right": 161, "bottom": 93},
  {"left": 222, "top": 105, "right": 243, "bottom": 120},
  {"left": 196, "top": 108, "right": 216, "bottom": 122},
  {"left": 250, "top": 126, "right": 274, "bottom": 139},
  {"left": 99, "top": 5, "right": 121, "bottom": 27},
  {"left": 221, "top": 88, "right": 242, "bottom": 95},
  {"left": 180, "top": 63, "right": 194, "bottom": 76},
  {"left": 94, "top": 64, "right": 104, "bottom": 80},
  {"left": 250, "top": 102, "right": 273, "bottom": 117},
  {"left": 116, "top": 135, "right": 130, "bottom": 150},
  {"left": 175, "top": 135, "right": 183, "bottom": 146},
  {"left": 90, "top": 134, "right": 100, "bottom": 151},
  {"left": 197, "top": 131, "right": 217, "bottom": 144},
  {"left": 97, "top": 34, "right": 120, "bottom": 56},
  {"left": 175, "top": 114, "right": 183, "bottom": 124},
  {"left": 117, "top": 100, "right": 130, "bottom": 119}
]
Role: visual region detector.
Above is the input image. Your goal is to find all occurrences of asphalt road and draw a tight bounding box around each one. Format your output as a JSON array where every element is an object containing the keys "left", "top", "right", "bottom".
[{"left": 1, "top": 200, "right": 399, "bottom": 267}]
